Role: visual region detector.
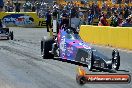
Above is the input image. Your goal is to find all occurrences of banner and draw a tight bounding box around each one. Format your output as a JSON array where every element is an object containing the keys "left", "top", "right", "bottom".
[{"left": 0, "top": 12, "right": 46, "bottom": 28}]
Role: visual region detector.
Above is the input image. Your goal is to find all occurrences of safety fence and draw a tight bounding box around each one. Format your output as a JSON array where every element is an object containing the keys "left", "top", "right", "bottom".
[
  {"left": 79, "top": 25, "right": 132, "bottom": 50},
  {"left": 0, "top": 12, "right": 46, "bottom": 28}
]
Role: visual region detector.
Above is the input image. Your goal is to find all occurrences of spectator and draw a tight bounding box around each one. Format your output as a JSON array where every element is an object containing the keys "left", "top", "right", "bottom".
[
  {"left": 110, "top": 11, "right": 119, "bottom": 27},
  {"left": 118, "top": 15, "right": 123, "bottom": 26},
  {"left": 0, "top": 0, "right": 4, "bottom": 12},
  {"left": 5, "top": 0, "right": 13, "bottom": 12},
  {"left": 70, "top": 6, "right": 77, "bottom": 18},
  {"left": 53, "top": 1, "right": 59, "bottom": 10},
  {"left": 98, "top": 13, "right": 109, "bottom": 26},
  {"left": 52, "top": 7, "right": 59, "bottom": 19},
  {"left": 111, "top": 5, "right": 117, "bottom": 14},
  {"left": 87, "top": 10, "right": 94, "bottom": 25},
  {"left": 14, "top": 1, "right": 21, "bottom": 12},
  {"left": 91, "top": 3, "right": 95, "bottom": 15},
  {"left": 124, "top": 4, "right": 129, "bottom": 19},
  {"left": 71, "top": 15, "right": 81, "bottom": 29},
  {"left": 94, "top": 4, "right": 100, "bottom": 18},
  {"left": 117, "top": 5, "right": 123, "bottom": 16},
  {"left": 117, "top": 0, "right": 122, "bottom": 4},
  {"left": 125, "top": 0, "right": 130, "bottom": 3},
  {"left": 112, "top": 0, "right": 117, "bottom": 4},
  {"left": 78, "top": 10, "right": 84, "bottom": 18},
  {"left": 26, "top": 1, "right": 32, "bottom": 12},
  {"left": 98, "top": 11, "right": 102, "bottom": 21},
  {"left": 107, "top": 5, "right": 112, "bottom": 18},
  {"left": 120, "top": 15, "right": 132, "bottom": 27},
  {"left": 60, "top": 9, "right": 69, "bottom": 27},
  {"left": 102, "top": 1, "right": 107, "bottom": 11},
  {"left": 45, "top": 10, "right": 52, "bottom": 32},
  {"left": 80, "top": 16, "right": 85, "bottom": 25},
  {"left": 32, "top": 3, "right": 36, "bottom": 12},
  {"left": 23, "top": 2, "right": 28, "bottom": 12},
  {"left": 129, "top": 6, "right": 132, "bottom": 15},
  {"left": 35, "top": 1, "right": 40, "bottom": 14}
]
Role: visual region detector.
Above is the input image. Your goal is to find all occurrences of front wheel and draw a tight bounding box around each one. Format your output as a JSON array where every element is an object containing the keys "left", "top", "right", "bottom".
[{"left": 112, "top": 49, "right": 120, "bottom": 70}]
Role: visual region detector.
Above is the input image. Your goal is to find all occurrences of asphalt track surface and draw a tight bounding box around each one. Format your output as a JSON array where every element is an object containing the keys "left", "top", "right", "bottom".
[{"left": 0, "top": 27, "right": 131, "bottom": 88}]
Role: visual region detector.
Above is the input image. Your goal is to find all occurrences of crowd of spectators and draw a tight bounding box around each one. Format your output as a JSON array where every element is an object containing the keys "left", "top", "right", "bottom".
[
  {"left": 3, "top": 0, "right": 35, "bottom": 12},
  {"left": 0, "top": 0, "right": 132, "bottom": 27},
  {"left": 49, "top": 1, "right": 132, "bottom": 27},
  {"left": 4, "top": 0, "right": 21, "bottom": 12},
  {"left": 99, "top": 3, "right": 132, "bottom": 27}
]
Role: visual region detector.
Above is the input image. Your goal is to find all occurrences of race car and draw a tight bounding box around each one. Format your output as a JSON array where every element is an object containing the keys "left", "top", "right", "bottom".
[
  {"left": 41, "top": 26, "right": 120, "bottom": 71},
  {"left": 0, "top": 28, "right": 14, "bottom": 40}
]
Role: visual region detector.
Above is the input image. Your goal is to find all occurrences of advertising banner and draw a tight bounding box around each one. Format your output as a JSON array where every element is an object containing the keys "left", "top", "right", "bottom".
[{"left": 0, "top": 12, "right": 46, "bottom": 28}]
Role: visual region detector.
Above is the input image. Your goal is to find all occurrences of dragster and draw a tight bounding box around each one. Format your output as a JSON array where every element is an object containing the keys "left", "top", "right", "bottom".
[
  {"left": 0, "top": 28, "right": 14, "bottom": 40},
  {"left": 41, "top": 25, "right": 120, "bottom": 71}
]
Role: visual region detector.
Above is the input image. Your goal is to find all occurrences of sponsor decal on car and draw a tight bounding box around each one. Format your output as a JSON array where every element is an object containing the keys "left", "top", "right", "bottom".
[
  {"left": 60, "top": 36, "right": 66, "bottom": 58},
  {"left": 79, "top": 42, "right": 91, "bottom": 49}
]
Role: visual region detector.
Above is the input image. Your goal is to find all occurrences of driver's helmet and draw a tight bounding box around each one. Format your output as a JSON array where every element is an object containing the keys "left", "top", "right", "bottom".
[{"left": 66, "top": 27, "right": 74, "bottom": 34}]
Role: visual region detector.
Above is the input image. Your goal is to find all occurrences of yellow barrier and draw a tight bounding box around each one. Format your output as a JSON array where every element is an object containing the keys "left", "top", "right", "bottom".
[
  {"left": 79, "top": 25, "right": 132, "bottom": 50},
  {"left": 129, "top": 30, "right": 132, "bottom": 50},
  {"left": 0, "top": 12, "right": 46, "bottom": 28}
]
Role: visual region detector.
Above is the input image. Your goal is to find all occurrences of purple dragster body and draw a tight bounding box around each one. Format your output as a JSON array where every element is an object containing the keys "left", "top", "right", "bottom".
[{"left": 59, "top": 28, "right": 91, "bottom": 60}]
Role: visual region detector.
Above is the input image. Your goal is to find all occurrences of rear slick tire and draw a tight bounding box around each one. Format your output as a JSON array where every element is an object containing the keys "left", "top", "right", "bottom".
[{"left": 41, "top": 36, "right": 54, "bottom": 59}]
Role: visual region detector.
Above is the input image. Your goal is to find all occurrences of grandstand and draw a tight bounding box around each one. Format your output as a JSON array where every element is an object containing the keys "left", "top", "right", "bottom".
[
  {"left": 56, "top": 0, "right": 132, "bottom": 7},
  {"left": 2, "top": 0, "right": 132, "bottom": 7}
]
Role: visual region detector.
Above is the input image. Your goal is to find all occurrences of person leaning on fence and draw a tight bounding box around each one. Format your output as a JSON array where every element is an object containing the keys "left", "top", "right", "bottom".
[
  {"left": 98, "top": 13, "right": 109, "bottom": 26},
  {"left": 110, "top": 11, "right": 120, "bottom": 27},
  {"left": 120, "top": 14, "right": 132, "bottom": 27}
]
